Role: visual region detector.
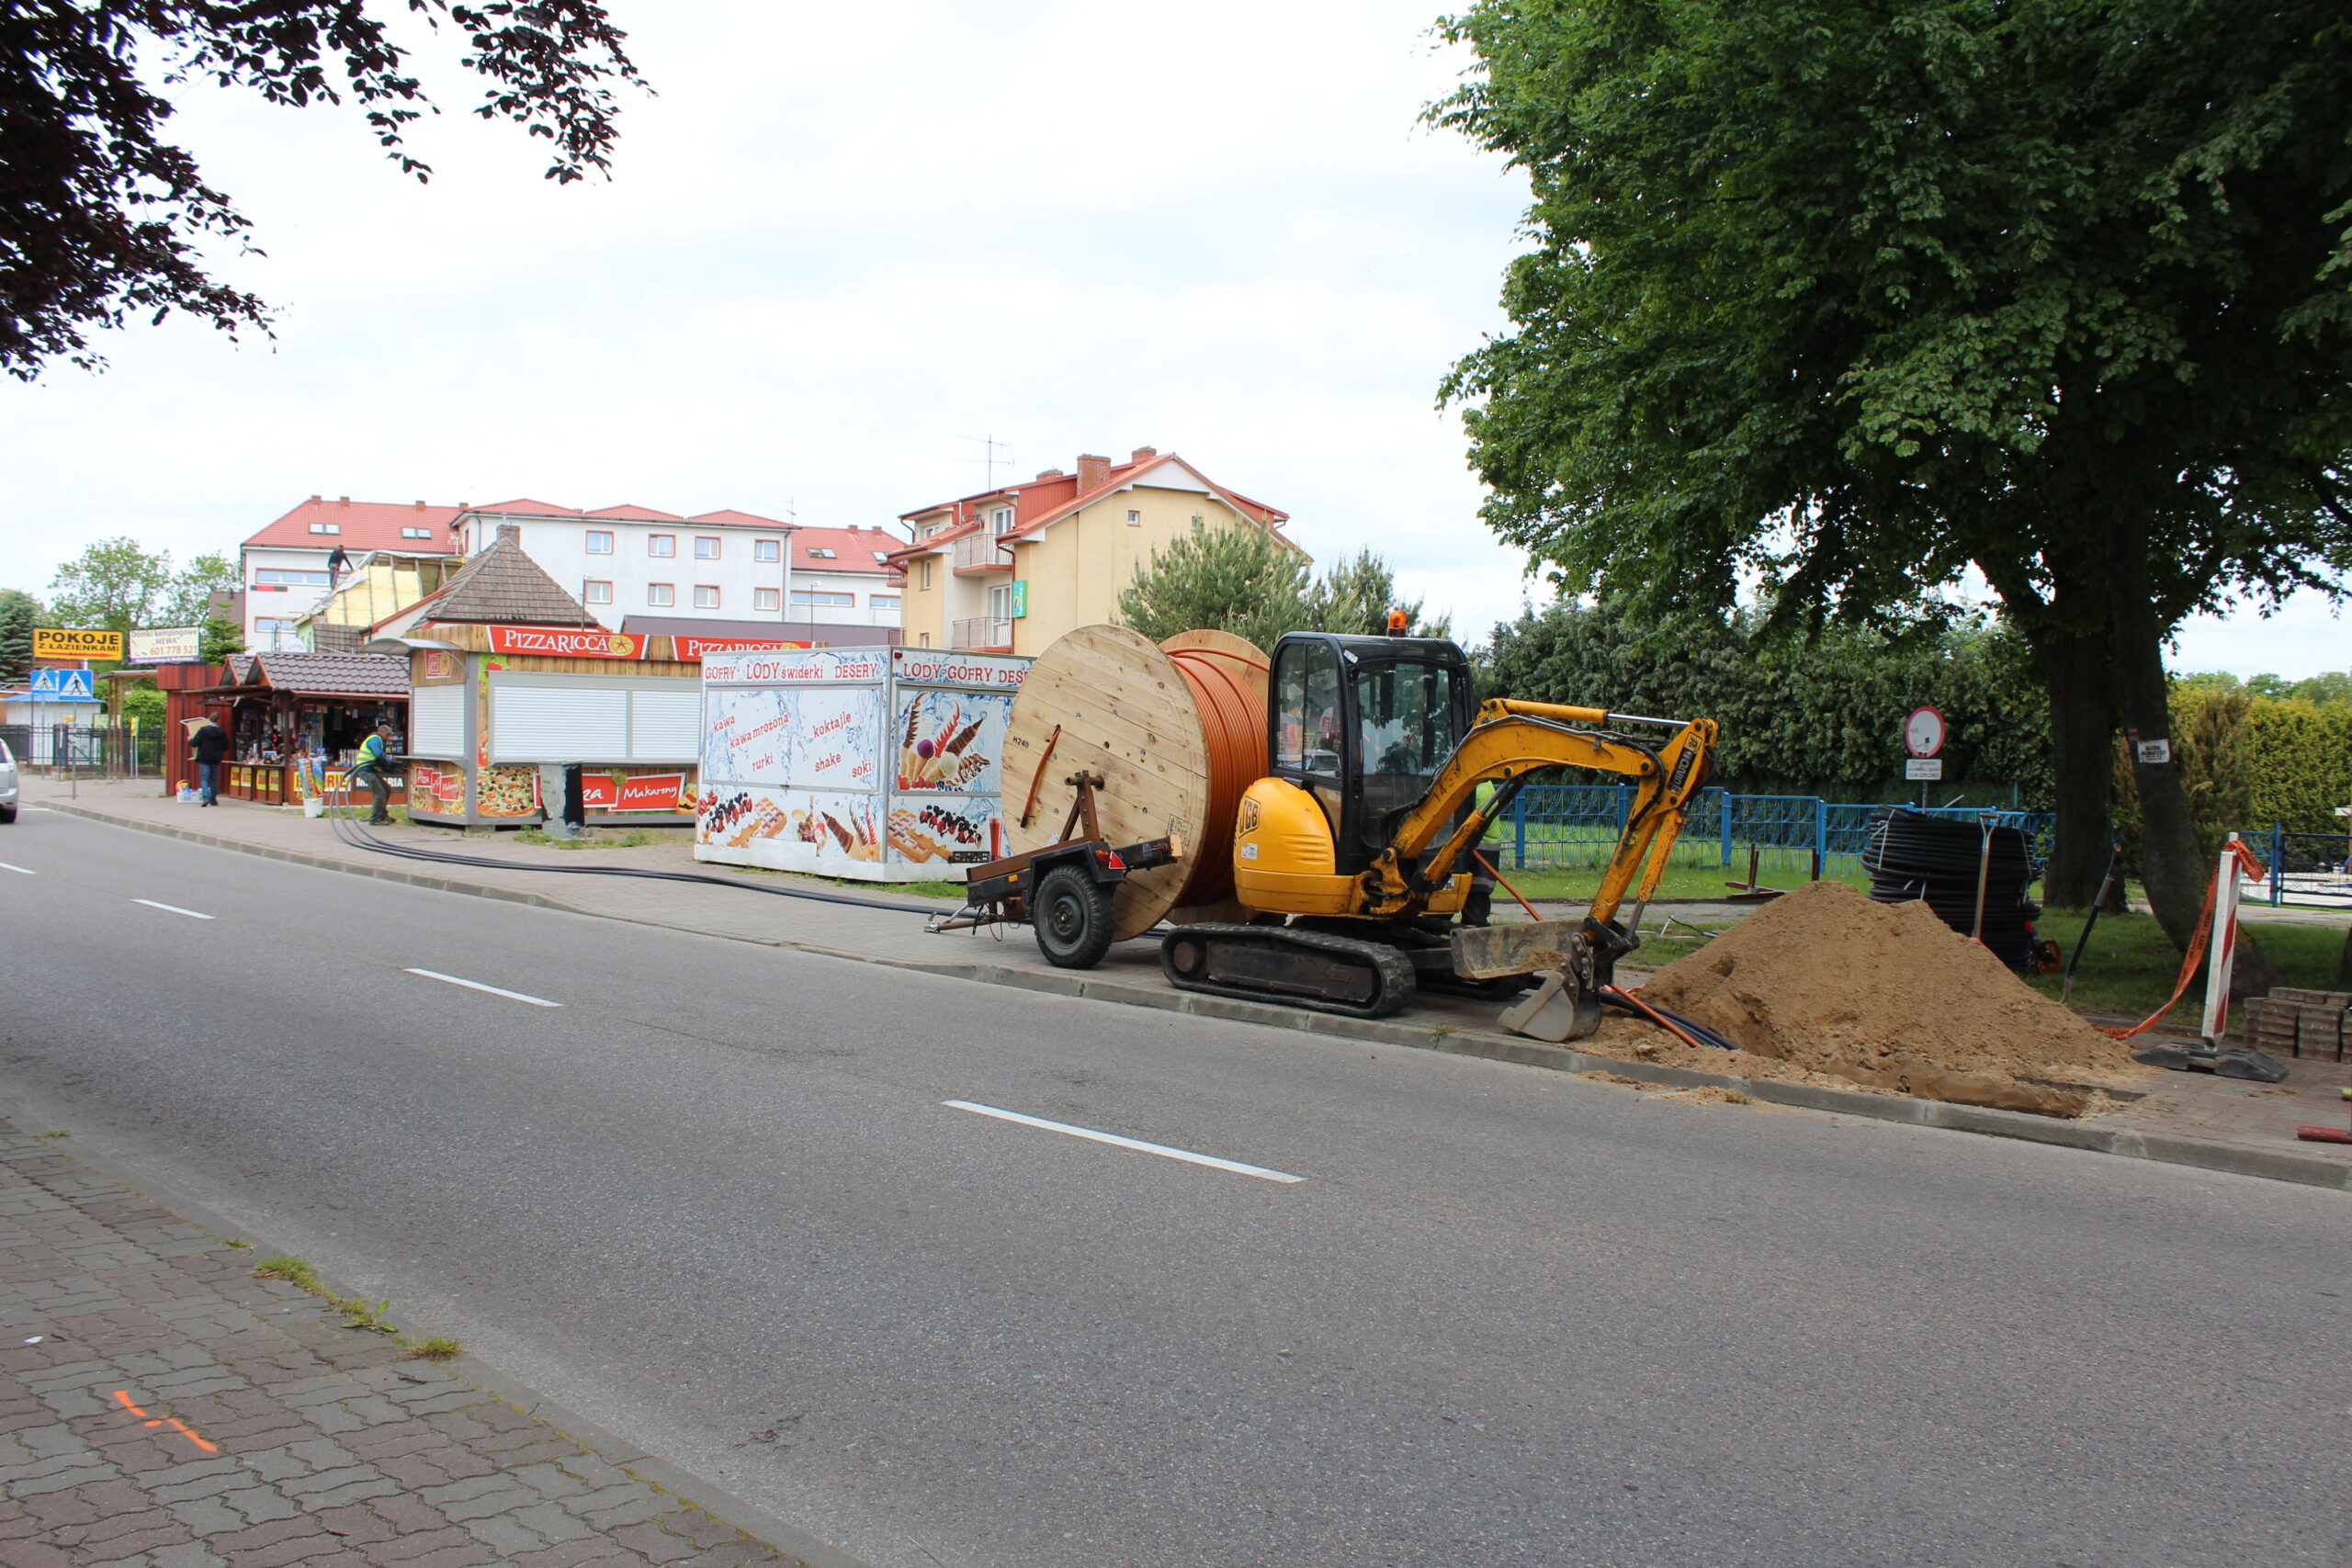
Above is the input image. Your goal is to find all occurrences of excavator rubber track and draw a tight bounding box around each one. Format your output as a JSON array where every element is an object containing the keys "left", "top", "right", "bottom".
[{"left": 1158, "top": 922, "right": 1418, "bottom": 1019}]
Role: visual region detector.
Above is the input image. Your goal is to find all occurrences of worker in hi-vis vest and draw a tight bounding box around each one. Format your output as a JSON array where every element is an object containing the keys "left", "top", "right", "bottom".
[
  {"left": 1464, "top": 778, "right": 1506, "bottom": 926},
  {"left": 351, "top": 719, "right": 396, "bottom": 825}
]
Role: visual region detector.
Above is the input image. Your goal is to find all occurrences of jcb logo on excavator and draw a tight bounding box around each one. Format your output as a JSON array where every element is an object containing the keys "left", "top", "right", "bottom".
[
  {"left": 1667, "top": 744, "right": 1698, "bottom": 797},
  {"left": 1238, "top": 796, "right": 1261, "bottom": 834}
]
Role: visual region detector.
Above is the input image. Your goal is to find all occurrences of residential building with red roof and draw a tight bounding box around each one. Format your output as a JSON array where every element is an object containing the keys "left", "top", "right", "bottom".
[
  {"left": 243, "top": 495, "right": 908, "bottom": 654},
  {"left": 449, "top": 502, "right": 904, "bottom": 645},
  {"left": 888, "top": 446, "right": 1300, "bottom": 654},
  {"left": 239, "top": 496, "right": 464, "bottom": 650}
]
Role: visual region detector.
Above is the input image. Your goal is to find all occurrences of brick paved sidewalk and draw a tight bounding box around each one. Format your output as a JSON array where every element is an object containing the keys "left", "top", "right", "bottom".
[{"left": 0, "top": 1123, "right": 809, "bottom": 1568}]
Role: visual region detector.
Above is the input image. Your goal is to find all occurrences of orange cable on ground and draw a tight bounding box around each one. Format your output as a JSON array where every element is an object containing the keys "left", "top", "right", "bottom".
[
  {"left": 2097, "top": 839, "right": 2267, "bottom": 1041},
  {"left": 1473, "top": 850, "right": 1544, "bottom": 922},
  {"left": 1163, "top": 641, "right": 1269, "bottom": 910}
]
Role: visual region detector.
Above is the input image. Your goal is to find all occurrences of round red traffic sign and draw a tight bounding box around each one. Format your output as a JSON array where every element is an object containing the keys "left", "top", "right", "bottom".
[{"left": 1905, "top": 705, "right": 1946, "bottom": 759}]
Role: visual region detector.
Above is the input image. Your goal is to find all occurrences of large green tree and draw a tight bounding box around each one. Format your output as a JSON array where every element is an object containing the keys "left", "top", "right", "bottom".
[
  {"left": 1117, "top": 531, "right": 1450, "bottom": 649},
  {"left": 0, "top": 590, "right": 40, "bottom": 681},
  {"left": 163, "top": 552, "right": 239, "bottom": 626},
  {"left": 48, "top": 536, "right": 174, "bottom": 634},
  {"left": 2, "top": 1, "right": 645, "bottom": 378},
  {"left": 1434, "top": 0, "right": 2352, "bottom": 989}
]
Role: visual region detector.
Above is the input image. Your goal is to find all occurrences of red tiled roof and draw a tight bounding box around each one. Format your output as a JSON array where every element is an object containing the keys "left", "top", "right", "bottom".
[
  {"left": 889, "top": 451, "right": 1293, "bottom": 565},
  {"left": 470, "top": 498, "right": 582, "bottom": 516},
  {"left": 583, "top": 502, "right": 685, "bottom": 522},
  {"left": 789, "top": 525, "right": 907, "bottom": 573},
  {"left": 243, "top": 497, "right": 464, "bottom": 552},
  {"left": 686, "top": 508, "right": 796, "bottom": 530}
]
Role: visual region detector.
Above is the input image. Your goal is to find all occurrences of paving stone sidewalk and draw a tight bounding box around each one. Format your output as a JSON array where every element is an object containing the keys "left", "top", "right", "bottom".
[{"left": 0, "top": 1122, "right": 807, "bottom": 1568}]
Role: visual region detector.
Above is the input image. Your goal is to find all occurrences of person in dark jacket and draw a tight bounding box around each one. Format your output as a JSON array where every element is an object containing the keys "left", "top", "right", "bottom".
[{"left": 191, "top": 720, "right": 229, "bottom": 806}]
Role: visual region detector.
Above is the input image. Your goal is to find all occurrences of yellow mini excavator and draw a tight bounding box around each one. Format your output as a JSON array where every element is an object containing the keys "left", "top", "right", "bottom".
[{"left": 1159, "top": 627, "right": 1717, "bottom": 1041}]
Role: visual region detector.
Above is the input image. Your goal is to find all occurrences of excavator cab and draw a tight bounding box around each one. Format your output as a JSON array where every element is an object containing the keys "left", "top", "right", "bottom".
[{"left": 1267, "top": 633, "right": 1476, "bottom": 875}]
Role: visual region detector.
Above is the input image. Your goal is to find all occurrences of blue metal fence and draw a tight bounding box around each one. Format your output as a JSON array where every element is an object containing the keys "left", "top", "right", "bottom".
[
  {"left": 2245, "top": 825, "right": 2352, "bottom": 909},
  {"left": 1504, "top": 784, "right": 2055, "bottom": 873}
]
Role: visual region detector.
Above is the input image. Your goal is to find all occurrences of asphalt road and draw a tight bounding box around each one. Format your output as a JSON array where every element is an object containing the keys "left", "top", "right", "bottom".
[{"left": 4, "top": 807, "right": 2347, "bottom": 1568}]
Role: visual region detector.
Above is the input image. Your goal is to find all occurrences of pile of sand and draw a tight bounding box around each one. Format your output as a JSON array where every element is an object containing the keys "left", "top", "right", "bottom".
[{"left": 1634, "top": 880, "right": 2147, "bottom": 1118}]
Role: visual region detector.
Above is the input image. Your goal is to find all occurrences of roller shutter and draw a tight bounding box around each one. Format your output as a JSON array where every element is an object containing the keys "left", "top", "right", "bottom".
[
  {"left": 410, "top": 682, "right": 465, "bottom": 758},
  {"left": 492, "top": 684, "right": 628, "bottom": 762},
  {"left": 628, "top": 686, "right": 702, "bottom": 761}
]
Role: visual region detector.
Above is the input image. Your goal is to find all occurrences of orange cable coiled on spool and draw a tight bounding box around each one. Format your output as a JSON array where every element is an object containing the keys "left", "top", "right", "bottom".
[{"left": 1162, "top": 638, "right": 1270, "bottom": 909}]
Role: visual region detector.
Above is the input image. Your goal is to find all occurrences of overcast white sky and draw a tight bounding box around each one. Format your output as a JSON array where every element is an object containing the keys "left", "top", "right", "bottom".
[{"left": 0, "top": 0, "right": 2340, "bottom": 673}]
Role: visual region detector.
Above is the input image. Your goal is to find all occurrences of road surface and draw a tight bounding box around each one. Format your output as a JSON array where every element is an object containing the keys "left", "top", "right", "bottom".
[{"left": 3, "top": 807, "right": 2346, "bottom": 1566}]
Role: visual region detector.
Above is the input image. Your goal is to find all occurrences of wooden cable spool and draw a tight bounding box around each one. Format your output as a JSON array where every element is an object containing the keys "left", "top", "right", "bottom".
[{"left": 1003, "top": 624, "right": 1270, "bottom": 942}]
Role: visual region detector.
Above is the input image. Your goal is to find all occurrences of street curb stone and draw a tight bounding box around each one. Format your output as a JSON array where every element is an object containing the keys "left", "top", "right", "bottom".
[
  {"left": 5, "top": 1108, "right": 876, "bottom": 1568},
  {"left": 48, "top": 799, "right": 2352, "bottom": 1195}
]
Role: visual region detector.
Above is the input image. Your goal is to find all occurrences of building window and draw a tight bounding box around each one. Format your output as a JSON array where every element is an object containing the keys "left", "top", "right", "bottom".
[
  {"left": 753, "top": 587, "right": 780, "bottom": 612},
  {"left": 919, "top": 560, "right": 933, "bottom": 591},
  {"left": 307, "top": 523, "right": 340, "bottom": 535},
  {"left": 989, "top": 583, "right": 1018, "bottom": 620},
  {"left": 1126, "top": 509, "right": 1141, "bottom": 525},
  {"left": 401, "top": 526, "right": 433, "bottom": 539},
  {"left": 754, "top": 539, "right": 781, "bottom": 563},
  {"left": 790, "top": 590, "right": 854, "bottom": 608},
  {"left": 807, "top": 547, "right": 835, "bottom": 558},
  {"left": 989, "top": 507, "right": 1013, "bottom": 536},
  {"left": 919, "top": 633, "right": 931, "bottom": 648},
  {"left": 695, "top": 536, "right": 721, "bottom": 559},
  {"left": 254, "top": 570, "right": 331, "bottom": 586},
  {"left": 870, "top": 594, "right": 900, "bottom": 610},
  {"left": 254, "top": 618, "right": 300, "bottom": 636},
  {"left": 648, "top": 535, "right": 676, "bottom": 557},
  {"left": 586, "top": 530, "right": 614, "bottom": 555},
  {"left": 583, "top": 581, "right": 614, "bottom": 604},
  {"left": 648, "top": 583, "right": 674, "bottom": 607},
  {"left": 693, "top": 585, "right": 720, "bottom": 609}
]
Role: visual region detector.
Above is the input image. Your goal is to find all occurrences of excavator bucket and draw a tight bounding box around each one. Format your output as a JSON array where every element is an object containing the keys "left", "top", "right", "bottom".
[{"left": 1498, "top": 965, "right": 1601, "bottom": 1043}]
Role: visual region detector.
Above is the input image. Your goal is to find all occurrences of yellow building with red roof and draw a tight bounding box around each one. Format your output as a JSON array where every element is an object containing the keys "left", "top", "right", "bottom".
[{"left": 888, "top": 446, "right": 1303, "bottom": 655}]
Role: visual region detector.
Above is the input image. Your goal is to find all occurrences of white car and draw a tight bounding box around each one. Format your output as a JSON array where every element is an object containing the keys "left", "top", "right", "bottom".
[{"left": 0, "top": 737, "right": 16, "bottom": 822}]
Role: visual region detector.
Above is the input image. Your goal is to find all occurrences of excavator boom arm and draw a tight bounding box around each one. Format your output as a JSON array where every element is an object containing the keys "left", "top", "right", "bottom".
[{"left": 1365, "top": 705, "right": 1717, "bottom": 921}]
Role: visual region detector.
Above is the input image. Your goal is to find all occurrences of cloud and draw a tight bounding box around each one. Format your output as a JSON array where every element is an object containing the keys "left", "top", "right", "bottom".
[{"left": 2, "top": 0, "right": 2331, "bottom": 674}]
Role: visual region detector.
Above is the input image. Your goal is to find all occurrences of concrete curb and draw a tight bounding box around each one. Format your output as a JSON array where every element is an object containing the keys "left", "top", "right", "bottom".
[
  {"left": 50, "top": 800, "right": 2352, "bottom": 1195},
  {"left": 15, "top": 1117, "right": 875, "bottom": 1568}
]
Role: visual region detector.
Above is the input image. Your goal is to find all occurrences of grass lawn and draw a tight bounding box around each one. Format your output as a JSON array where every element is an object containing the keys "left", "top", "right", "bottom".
[
  {"left": 2024, "top": 908, "right": 2348, "bottom": 1026},
  {"left": 1483, "top": 860, "right": 1873, "bottom": 904}
]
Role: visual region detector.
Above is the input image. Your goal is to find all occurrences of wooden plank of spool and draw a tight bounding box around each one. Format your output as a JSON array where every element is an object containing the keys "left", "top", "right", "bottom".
[
  {"left": 1004, "top": 625, "right": 1212, "bottom": 942},
  {"left": 1159, "top": 628, "right": 1271, "bottom": 928}
]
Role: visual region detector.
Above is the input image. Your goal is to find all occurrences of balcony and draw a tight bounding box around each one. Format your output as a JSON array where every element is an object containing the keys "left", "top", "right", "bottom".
[
  {"left": 951, "top": 531, "right": 1013, "bottom": 573},
  {"left": 950, "top": 616, "right": 1013, "bottom": 651}
]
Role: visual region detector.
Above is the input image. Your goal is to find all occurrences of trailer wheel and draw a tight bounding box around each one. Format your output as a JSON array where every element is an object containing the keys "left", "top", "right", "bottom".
[{"left": 1034, "top": 864, "right": 1115, "bottom": 969}]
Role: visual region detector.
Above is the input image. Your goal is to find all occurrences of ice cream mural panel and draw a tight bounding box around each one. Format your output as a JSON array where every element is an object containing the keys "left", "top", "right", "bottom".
[
  {"left": 695, "top": 648, "right": 1028, "bottom": 882},
  {"left": 893, "top": 689, "right": 1012, "bottom": 795}
]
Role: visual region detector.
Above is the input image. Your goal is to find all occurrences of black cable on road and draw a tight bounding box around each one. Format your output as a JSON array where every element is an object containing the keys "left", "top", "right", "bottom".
[{"left": 320, "top": 781, "right": 948, "bottom": 916}]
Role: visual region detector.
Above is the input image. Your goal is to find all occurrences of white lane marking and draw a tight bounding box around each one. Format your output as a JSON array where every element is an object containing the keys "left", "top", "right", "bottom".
[
  {"left": 403, "top": 968, "right": 562, "bottom": 1008},
  {"left": 944, "top": 1100, "right": 1304, "bottom": 1183},
  {"left": 0, "top": 863, "right": 33, "bottom": 875},
  {"left": 132, "top": 898, "right": 213, "bottom": 919}
]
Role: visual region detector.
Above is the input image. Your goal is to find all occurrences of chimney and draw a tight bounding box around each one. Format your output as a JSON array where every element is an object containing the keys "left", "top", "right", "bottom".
[
  {"left": 496, "top": 522, "right": 522, "bottom": 545},
  {"left": 309, "top": 494, "right": 322, "bottom": 503},
  {"left": 1129, "top": 446, "right": 1157, "bottom": 464},
  {"left": 338, "top": 496, "right": 350, "bottom": 507},
  {"left": 1076, "top": 453, "right": 1110, "bottom": 492},
  {"left": 1035, "top": 468, "right": 1066, "bottom": 480},
  {"left": 414, "top": 500, "right": 425, "bottom": 509}
]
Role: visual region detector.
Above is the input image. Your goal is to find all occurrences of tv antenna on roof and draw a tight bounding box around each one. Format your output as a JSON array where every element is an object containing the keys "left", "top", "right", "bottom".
[{"left": 958, "top": 434, "right": 1014, "bottom": 491}]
